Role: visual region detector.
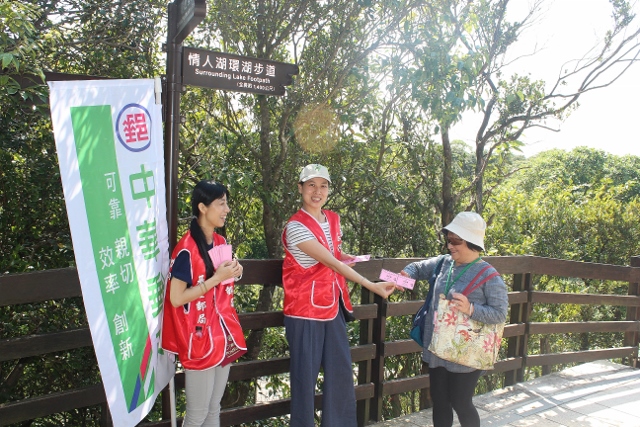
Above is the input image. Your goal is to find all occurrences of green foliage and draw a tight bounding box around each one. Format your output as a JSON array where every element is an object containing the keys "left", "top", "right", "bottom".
[
  {"left": 0, "top": 1, "right": 50, "bottom": 104},
  {"left": 29, "top": 0, "right": 166, "bottom": 78},
  {"left": 1, "top": 2, "right": 169, "bottom": 425},
  {"left": 0, "top": 110, "right": 74, "bottom": 273},
  {"left": 486, "top": 147, "right": 640, "bottom": 263}
]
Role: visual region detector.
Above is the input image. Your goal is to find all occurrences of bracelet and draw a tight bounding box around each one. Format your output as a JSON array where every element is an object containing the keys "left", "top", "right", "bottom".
[
  {"left": 200, "top": 282, "right": 207, "bottom": 295},
  {"left": 234, "top": 273, "right": 243, "bottom": 282}
]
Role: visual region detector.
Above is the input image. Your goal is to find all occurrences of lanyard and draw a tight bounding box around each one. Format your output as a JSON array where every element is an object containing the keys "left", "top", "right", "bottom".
[{"left": 444, "top": 257, "right": 482, "bottom": 296}]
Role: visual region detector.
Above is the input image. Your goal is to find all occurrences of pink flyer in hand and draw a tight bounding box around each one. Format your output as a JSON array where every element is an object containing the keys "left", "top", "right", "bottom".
[
  {"left": 396, "top": 275, "right": 416, "bottom": 290},
  {"left": 379, "top": 269, "right": 397, "bottom": 282},
  {"left": 342, "top": 254, "right": 371, "bottom": 264},
  {"left": 219, "top": 244, "right": 232, "bottom": 263},
  {"left": 208, "top": 244, "right": 233, "bottom": 268},
  {"left": 379, "top": 269, "right": 415, "bottom": 290},
  {"left": 208, "top": 244, "right": 234, "bottom": 285}
]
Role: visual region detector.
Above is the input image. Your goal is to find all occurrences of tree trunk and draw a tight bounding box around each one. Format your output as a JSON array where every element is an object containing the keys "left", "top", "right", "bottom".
[
  {"left": 475, "top": 140, "right": 485, "bottom": 214},
  {"left": 441, "top": 128, "right": 454, "bottom": 227},
  {"left": 227, "top": 9, "right": 283, "bottom": 405}
]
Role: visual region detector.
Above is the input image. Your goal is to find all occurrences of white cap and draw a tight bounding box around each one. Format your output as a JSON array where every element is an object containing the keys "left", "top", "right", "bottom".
[
  {"left": 443, "top": 212, "right": 486, "bottom": 250},
  {"left": 299, "top": 164, "right": 331, "bottom": 183}
]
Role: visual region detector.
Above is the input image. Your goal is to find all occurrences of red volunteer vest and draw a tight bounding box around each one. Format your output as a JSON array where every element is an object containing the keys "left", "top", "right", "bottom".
[
  {"left": 282, "top": 209, "right": 353, "bottom": 320},
  {"left": 161, "top": 232, "right": 246, "bottom": 370}
]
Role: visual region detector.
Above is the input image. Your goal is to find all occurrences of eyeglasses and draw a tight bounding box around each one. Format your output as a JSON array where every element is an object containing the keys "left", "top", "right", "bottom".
[{"left": 445, "top": 235, "right": 465, "bottom": 246}]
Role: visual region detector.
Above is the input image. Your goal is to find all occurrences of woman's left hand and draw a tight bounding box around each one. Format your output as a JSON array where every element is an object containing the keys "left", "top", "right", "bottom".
[
  {"left": 213, "top": 259, "right": 242, "bottom": 284},
  {"left": 233, "top": 259, "right": 243, "bottom": 280},
  {"left": 451, "top": 292, "right": 473, "bottom": 316}
]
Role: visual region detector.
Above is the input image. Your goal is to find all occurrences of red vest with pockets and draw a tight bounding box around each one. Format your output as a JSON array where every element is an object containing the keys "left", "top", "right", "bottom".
[
  {"left": 161, "top": 232, "right": 246, "bottom": 370},
  {"left": 282, "top": 209, "right": 354, "bottom": 320}
]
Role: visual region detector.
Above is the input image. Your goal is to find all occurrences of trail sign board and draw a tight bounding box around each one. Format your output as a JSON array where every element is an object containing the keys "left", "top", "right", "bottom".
[
  {"left": 171, "top": 0, "right": 206, "bottom": 44},
  {"left": 182, "top": 47, "right": 299, "bottom": 96}
]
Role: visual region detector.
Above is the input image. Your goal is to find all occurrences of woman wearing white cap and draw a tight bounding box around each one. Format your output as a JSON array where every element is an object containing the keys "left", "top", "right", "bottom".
[
  {"left": 400, "top": 212, "right": 508, "bottom": 427},
  {"left": 281, "top": 164, "right": 397, "bottom": 427}
]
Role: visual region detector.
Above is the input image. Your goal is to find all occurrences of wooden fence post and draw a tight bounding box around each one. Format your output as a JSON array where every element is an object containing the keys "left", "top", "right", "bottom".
[
  {"left": 540, "top": 336, "right": 551, "bottom": 376},
  {"left": 419, "top": 361, "right": 431, "bottom": 410},
  {"left": 369, "top": 294, "right": 388, "bottom": 423},
  {"left": 161, "top": 386, "right": 172, "bottom": 422},
  {"left": 100, "top": 402, "right": 113, "bottom": 427},
  {"left": 505, "top": 272, "right": 532, "bottom": 386},
  {"left": 625, "top": 256, "right": 640, "bottom": 368},
  {"left": 357, "top": 288, "right": 375, "bottom": 427}
]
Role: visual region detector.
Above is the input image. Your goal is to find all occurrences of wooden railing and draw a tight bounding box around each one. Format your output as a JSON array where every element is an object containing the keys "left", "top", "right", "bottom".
[{"left": 1, "top": 256, "right": 639, "bottom": 426}]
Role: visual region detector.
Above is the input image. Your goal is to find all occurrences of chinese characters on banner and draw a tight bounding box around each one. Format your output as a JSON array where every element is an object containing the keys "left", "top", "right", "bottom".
[
  {"left": 48, "top": 79, "right": 174, "bottom": 427},
  {"left": 182, "top": 46, "right": 299, "bottom": 96}
]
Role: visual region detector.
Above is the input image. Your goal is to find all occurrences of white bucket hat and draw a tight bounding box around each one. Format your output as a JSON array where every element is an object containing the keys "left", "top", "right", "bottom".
[
  {"left": 299, "top": 164, "right": 331, "bottom": 183},
  {"left": 443, "top": 212, "right": 486, "bottom": 250}
]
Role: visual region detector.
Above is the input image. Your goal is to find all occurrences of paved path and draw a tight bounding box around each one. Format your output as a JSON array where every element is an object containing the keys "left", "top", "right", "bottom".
[{"left": 369, "top": 360, "right": 640, "bottom": 426}]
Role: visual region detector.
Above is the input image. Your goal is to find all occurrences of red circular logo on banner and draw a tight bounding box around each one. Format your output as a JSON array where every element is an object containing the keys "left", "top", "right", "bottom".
[{"left": 116, "top": 103, "right": 152, "bottom": 152}]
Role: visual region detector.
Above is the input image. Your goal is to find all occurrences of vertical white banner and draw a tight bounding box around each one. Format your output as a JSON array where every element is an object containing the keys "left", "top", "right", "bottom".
[{"left": 48, "top": 79, "right": 174, "bottom": 427}]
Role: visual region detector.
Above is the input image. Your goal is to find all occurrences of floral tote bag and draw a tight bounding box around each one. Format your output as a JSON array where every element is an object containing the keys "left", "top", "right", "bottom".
[{"left": 428, "top": 266, "right": 504, "bottom": 370}]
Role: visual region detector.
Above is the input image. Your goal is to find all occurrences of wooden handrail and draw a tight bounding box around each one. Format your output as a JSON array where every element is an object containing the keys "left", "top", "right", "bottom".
[{"left": 1, "top": 255, "right": 639, "bottom": 426}]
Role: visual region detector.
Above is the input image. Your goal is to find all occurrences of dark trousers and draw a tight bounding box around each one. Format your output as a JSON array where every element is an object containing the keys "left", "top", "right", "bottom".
[
  {"left": 429, "top": 366, "right": 482, "bottom": 427},
  {"left": 284, "top": 314, "right": 357, "bottom": 427}
]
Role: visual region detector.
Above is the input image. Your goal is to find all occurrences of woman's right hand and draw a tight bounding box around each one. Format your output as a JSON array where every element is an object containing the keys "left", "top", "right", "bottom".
[{"left": 367, "top": 281, "right": 396, "bottom": 299}]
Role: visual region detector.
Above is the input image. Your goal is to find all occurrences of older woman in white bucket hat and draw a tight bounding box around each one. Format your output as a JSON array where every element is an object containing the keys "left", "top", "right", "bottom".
[{"left": 400, "top": 212, "right": 509, "bottom": 427}]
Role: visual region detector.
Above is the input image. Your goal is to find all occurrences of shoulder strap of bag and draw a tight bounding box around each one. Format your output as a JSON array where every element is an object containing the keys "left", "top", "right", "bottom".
[
  {"left": 461, "top": 264, "right": 500, "bottom": 296},
  {"left": 423, "top": 256, "right": 446, "bottom": 312},
  {"left": 432, "top": 256, "right": 446, "bottom": 285}
]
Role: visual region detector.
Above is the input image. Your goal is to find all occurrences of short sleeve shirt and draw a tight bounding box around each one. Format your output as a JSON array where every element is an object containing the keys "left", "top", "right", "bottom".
[
  {"left": 285, "top": 220, "right": 333, "bottom": 268},
  {"left": 171, "top": 242, "right": 214, "bottom": 286}
]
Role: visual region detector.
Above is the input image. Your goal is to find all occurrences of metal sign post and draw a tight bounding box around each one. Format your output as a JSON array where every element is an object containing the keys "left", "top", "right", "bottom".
[{"left": 174, "top": 0, "right": 206, "bottom": 45}]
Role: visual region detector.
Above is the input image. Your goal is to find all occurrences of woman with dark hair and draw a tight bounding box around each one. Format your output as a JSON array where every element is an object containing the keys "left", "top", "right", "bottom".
[
  {"left": 400, "top": 212, "right": 508, "bottom": 427},
  {"left": 161, "top": 180, "right": 246, "bottom": 427}
]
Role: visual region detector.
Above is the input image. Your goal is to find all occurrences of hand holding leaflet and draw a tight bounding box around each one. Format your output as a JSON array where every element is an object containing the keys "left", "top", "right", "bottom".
[
  {"left": 379, "top": 269, "right": 415, "bottom": 290},
  {"left": 208, "top": 244, "right": 234, "bottom": 285}
]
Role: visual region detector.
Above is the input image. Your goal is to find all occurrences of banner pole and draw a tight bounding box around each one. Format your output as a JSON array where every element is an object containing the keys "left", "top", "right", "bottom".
[{"left": 169, "top": 376, "right": 177, "bottom": 427}]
